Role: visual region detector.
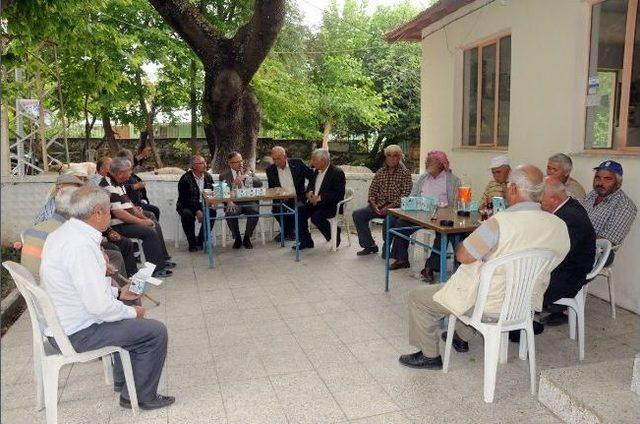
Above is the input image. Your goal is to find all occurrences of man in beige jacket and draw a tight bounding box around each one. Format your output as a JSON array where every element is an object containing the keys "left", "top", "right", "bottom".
[{"left": 399, "top": 165, "right": 570, "bottom": 370}]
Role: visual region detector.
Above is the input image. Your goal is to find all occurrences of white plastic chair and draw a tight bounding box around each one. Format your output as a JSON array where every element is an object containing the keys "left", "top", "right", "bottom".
[
  {"left": 553, "top": 239, "right": 612, "bottom": 361},
  {"left": 596, "top": 243, "right": 620, "bottom": 319},
  {"left": 1, "top": 261, "right": 138, "bottom": 424},
  {"left": 130, "top": 238, "right": 145, "bottom": 264},
  {"left": 330, "top": 188, "right": 354, "bottom": 251},
  {"left": 442, "top": 248, "right": 557, "bottom": 403}
]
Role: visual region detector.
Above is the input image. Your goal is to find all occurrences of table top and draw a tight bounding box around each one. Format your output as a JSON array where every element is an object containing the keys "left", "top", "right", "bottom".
[
  {"left": 389, "top": 207, "right": 481, "bottom": 234},
  {"left": 203, "top": 187, "right": 296, "bottom": 204}
]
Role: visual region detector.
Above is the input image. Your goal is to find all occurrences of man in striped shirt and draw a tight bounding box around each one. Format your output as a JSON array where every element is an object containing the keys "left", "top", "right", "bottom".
[{"left": 581, "top": 160, "right": 637, "bottom": 265}]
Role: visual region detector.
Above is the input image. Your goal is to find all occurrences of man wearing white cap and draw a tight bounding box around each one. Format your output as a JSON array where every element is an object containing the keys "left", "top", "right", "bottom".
[{"left": 480, "top": 155, "right": 510, "bottom": 208}]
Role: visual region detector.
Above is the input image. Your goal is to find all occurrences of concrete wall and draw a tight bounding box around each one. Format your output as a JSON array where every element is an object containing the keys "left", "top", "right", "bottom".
[
  {"left": 418, "top": 0, "right": 639, "bottom": 313},
  {"left": 0, "top": 173, "right": 375, "bottom": 246}
]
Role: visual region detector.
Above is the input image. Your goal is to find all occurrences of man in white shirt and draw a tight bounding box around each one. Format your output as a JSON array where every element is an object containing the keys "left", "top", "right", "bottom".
[{"left": 40, "top": 185, "right": 174, "bottom": 410}]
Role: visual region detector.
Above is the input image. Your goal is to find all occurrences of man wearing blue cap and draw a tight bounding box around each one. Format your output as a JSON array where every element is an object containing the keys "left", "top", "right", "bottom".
[{"left": 581, "top": 160, "right": 637, "bottom": 264}]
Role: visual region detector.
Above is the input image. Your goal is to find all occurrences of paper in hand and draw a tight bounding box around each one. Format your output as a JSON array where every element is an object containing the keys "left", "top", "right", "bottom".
[{"left": 129, "top": 262, "right": 163, "bottom": 294}]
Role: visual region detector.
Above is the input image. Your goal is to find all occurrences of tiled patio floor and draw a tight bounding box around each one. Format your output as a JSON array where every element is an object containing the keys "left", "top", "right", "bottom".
[{"left": 2, "top": 230, "right": 639, "bottom": 423}]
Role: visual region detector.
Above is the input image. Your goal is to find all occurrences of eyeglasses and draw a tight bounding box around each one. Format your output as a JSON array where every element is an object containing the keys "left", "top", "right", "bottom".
[{"left": 229, "top": 160, "right": 243, "bottom": 164}]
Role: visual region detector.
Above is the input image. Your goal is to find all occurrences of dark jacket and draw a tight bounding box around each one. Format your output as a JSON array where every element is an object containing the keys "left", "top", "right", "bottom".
[
  {"left": 306, "top": 164, "right": 346, "bottom": 211},
  {"left": 266, "top": 158, "right": 314, "bottom": 202},
  {"left": 545, "top": 197, "right": 597, "bottom": 304},
  {"left": 123, "top": 173, "right": 149, "bottom": 206},
  {"left": 176, "top": 170, "right": 214, "bottom": 212}
]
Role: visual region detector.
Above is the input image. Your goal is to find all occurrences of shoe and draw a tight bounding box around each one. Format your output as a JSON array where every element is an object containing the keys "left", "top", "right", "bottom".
[
  {"left": 420, "top": 267, "right": 435, "bottom": 283},
  {"left": 335, "top": 227, "right": 342, "bottom": 248},
  {"left": 508, "top": 321, "right": 545, "bottom": 343},
  {"left": 152, "top": 269, "right": 173, "bottom": 278},
  {"left": 188, "top": 246, "right": 198, "bottom": 252},
  {"left": 114, "top": 381, "right": 124, "bottom": 392},
  {"left": 541, "top": 312, "right": 568, "bottom": 327},
  {"left": 291, "top": 241, "right": 314, "bottom": 250},
  {"left": 398, "top": 351, "right": 443, "bottom": 370},
  {"left": 164, "top": 261, "right": 176, "bottom": 269},
  {"left": 243, "top": 237, "right": 253, "bottom": 249},
  {"left": 389, "top": 261, "right": 410, "bottom": 270},
  {"left": 233, "top": 238, "right": 242, "bottom": 249},
  {"left": 120, "top": 394, "right": 175, "bottom": 410},
  {"left": 357, "top": 246, "right": 379, "bottom": 256},
  {"left": 440, "top": 331, "right": 469, "bottom": 353}
]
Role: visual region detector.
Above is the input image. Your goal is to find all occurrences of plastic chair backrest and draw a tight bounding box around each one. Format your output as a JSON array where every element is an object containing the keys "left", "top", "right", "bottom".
[
  {"left": 471, "top": 249, "right": 557, "bottom": 325},
  {"left": 587, "top": 239, "right": 612, "bottom": 280},
  {"left": 336, "top": 188, "right": 354, "bottom": 215},
  {"left": 2, "top": 261, "right": 78, "bottom": 357}
]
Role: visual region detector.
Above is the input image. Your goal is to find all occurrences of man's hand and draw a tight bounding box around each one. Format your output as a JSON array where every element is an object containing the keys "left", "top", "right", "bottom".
[
  {"left": 308, "top": 192, "right": 321, "bottom": 205},
  {"left": 133, "top": 181, "right": 145, "bottom": 191},
  {"left": 379, "top": 206, "right": 389, "bottom": 216},
  {"left": 232, "top": 175, "right": 246, "bottom": 187},
  {"left": 133, "top": 305, "right": 146, "bottom": 319},
  {"left": 106, "top": 228, "right": 121, "bottom": 242},
  {"left": 195, "top": 210, "right": 204, "bottom": 223},
  {"left": 142, "top": 218, "right": 155, "bottom": 228},
  {"left": 105, "top": 263, "right": 118, "bottom": 276},
  {"left": 120, "top": 284, "right": 143, "bottom": 301},
  {"left": 226, "top": 202, "right": 239, "bottom": 214},
  {"left": 305, "top": 191, "right": 314, "bottom": 202}
]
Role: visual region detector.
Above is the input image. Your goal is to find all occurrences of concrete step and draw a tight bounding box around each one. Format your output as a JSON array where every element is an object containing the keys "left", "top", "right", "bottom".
[{"left": 538, "top": 357, "right": 640, "bottom": 423}]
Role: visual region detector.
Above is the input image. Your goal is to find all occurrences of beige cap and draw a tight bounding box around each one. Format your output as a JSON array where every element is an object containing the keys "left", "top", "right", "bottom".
[{"left": 489, "top": 155, "right": 509, "bottom": 169}]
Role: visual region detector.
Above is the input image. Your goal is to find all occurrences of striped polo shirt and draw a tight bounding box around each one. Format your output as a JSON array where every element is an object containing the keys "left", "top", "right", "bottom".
[{"left": 99, "top": 176, "right": 135, "bottom": 226}]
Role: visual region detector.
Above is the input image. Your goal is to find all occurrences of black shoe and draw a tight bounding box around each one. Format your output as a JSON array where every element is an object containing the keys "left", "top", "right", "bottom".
[
  {"left": 164, "top": 261, "right": 176, "bottom": 269},
  {"left": 508, "top": 321, "right": 545, "bottom": 343},
  {"left": 188, "top": 246, "right": 198, "bottom": 252},
  {"left": 398, "top": 351, "right": 443, "bottom": 370},
  {"left": 120, "top": 394, "right": 175, "bottom": 410},
  {"left": 336, "top": 227, "right": 341, "bottom": 247},
  {"left": 389, "top": 260, "right": 410, "bottom": 270},
  {"left": 420, "top": 267, "right": 435, "bottom": 283},
  {"left": 233, "top": 238, "right": 242, "bottom": 249},
  {"left": 357, "top": 246, "right": 379, "bottom": 256},
  {"left": 243, "top": 237, "right": 253, "bottom": 249},
  {"left": 440, "top": 331, "right": 469, "bottom": 353},
  {"left": 541, "top": 312, "right": 568, "bottom": 327},
  {"left": 114, "top": 381, "right": 124, "bottom": 392},
  {"left": 152, "top": 269, "right": 173, "bottom": 278}
]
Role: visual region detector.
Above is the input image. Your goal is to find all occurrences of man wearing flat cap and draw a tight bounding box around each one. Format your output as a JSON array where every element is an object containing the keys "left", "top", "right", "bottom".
[
  {"left": 480, "top": 155, "right": 510, "bottom": 208},
  {"left": 34, "top": 174, "right": 85, "bottom": 224},
  {"left": 581, "top": 160, "right": 637, "bottom": 265}
]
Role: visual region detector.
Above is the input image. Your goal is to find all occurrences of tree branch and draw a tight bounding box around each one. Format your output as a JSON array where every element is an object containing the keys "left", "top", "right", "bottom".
[
  {"left": 147, "top": 0, "right": 222, "bottom": 63},
  {"left": 232, "top": 0, "right": 286, "bottom": 84}
]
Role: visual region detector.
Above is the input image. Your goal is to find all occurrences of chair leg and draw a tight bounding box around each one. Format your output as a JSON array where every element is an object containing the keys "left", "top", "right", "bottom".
[
  {"left": 577, "top": 304, "right": 585, "bottom": 361},
  {"left": 102, "top": 354, "right": 113, "bottom": 385},
  {"left": 607, "top": 274, "right": 616, "bottom": 319},
  {"left": 518, "top": 330, "right": 528, "bottom": 360},
  {"left": 118, "top": 350, "right": 139, "bottom": 415},
  {"left": 330, "top": 219, "right": 337, "bottom": 252},
  {"left": 568, "top": 306, "right": 577, "bottom": 340},
  {"left": 483, "top": 331, "right": 501, "bottom": 403},
  {"left": 442, "top": 315, "right": 456, "bottom": 373},
  {"left": 344, "top": 216, "right": 352, "bottom": 247},
  {"left": 258, "top": 218, "right": 266, "bottom": 246},
  {"left": 499, "top": 332, "right": 509, "bottom": 364},
  {"left": 174, "top": 218, "right": 180, "bottom": 248},
  {"left": 43, "top": 363, "right": 60, "bottom": 424},
  {"left": 525, "top": 325, "right": 537, "bottom": 395},
  {"left": 33, "top": 347, "right": 45, "bottom": 410}
]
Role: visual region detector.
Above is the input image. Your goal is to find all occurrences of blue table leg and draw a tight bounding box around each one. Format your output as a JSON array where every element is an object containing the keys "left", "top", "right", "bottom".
[
  {"left": 384, "top": 214, "right": 391, "bottom": 292},
  {"left": 439, "top": 232, "right": 448, "bottom": 282},
  {"left": 294, "top": 203, "right": 300, "bottom": 262},
  {"left": 204, "top": 206, "right": 215, "bottom": 269},
  {"left": 279, "top": 202, "right": 285, "bottom": 247}
]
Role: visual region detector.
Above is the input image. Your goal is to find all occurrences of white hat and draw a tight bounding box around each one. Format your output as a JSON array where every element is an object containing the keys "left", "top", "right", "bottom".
[{"left": 489, "top": 155, "right": 509, "bottom": 169}]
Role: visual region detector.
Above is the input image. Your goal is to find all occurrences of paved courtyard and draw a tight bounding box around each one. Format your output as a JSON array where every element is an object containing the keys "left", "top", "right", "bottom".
[{"left": 2, "top": 229, "right": 639, "bottom": 424}]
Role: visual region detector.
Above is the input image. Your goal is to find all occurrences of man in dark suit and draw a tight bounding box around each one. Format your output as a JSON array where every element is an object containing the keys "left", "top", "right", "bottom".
[
  {"left": 540, "top": 176, "right": 596, "bottom": 326},
  {"left": 176, "top": 155, "right": 216, "bottom": 252},
  {"left": 296, "top": 149, "right": 346, "bottom": 250},
  {"left": 116, "top": 149, "right": 161, "bottom": 220},
  {"left": 266, "top": 146, "right": 314, "bottom": 240},
  {"left": 219, "top": 151, "right": 263, "bottom": 249}
]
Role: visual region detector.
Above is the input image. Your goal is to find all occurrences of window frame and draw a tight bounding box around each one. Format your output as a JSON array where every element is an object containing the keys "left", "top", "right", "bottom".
[
  {"left": 584, "top": 0, "right": 640, "bottom": 153},
  {"left": 459, "top": 31, "right": 511, "bottom": 149}
]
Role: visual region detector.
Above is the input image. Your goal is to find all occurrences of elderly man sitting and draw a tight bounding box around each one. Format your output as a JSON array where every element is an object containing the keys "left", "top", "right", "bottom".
[
  {"left": 546, "top": 153, "right": 586, "bottom": 201},
  {"left": 398, "top": 165, "right": 570, "bottom": 369},
  {"left": 352, "top": 144, "right": 412, "bottom": 256},
  {"left": 34, "top": 174, "right": 85, "bottom": 224},
  {"left": 580, "top": 160, "right": 637, "bottom": 266},
  {"left": 480, "top": 155, "right": 510, "bottom": 208},
  {"left": 388, "top": 151, "right": 461, "bottom": 277},
  {"left": 40, "top": 185, "right": 174, "bottom": 410}
]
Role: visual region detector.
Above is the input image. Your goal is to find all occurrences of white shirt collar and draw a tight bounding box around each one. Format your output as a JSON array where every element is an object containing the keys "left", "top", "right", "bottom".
[
  {"left": 68, "top": 217, "right": 103, "bottom": 244},
  {"left": 553, "top": 196, "right": 571, "bottom": 214}
]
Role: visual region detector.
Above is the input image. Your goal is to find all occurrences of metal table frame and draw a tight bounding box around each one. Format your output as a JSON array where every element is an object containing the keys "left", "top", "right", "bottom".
[{"left": 202, "top": 195, "right": 299, "bottom": 268}]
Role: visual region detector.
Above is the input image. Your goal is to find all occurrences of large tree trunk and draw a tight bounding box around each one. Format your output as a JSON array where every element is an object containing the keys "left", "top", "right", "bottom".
[
  {"left": 322, "top": 119, "right": 333, "bottom": 151},
  {"left": 82, "top": 95, "right": 96, "bottom": 162},
  {"left": 146, "top": 104, "right": 164, "bottom": 168},
  {"left": 148, "top": 0, "right": 285, "bottom": 172},
  {"left": 189, "top": 58, "right": 201, "bottom": 154},
  {"left": 101, "top": 111, "right": 119, "bottom": 155},
  {"left": 203, "top": 69, "right": 260, "bottom": 172},
  {"left": 135, "top": 70, "right": 164, "bottom": 168}
]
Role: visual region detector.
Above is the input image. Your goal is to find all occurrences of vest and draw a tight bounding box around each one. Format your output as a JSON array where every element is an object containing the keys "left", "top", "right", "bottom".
[{"left": 433, "top": 210, "right": 570, "bottom": 316}]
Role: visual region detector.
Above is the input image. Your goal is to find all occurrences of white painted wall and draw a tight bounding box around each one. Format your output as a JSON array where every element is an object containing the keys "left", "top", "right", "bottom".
[
  {"left": 418, "top": 0, "right": 639, "bottom": 313},
  {"left": 0, "top": 173, "right": 375, "bottom": 245}
]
